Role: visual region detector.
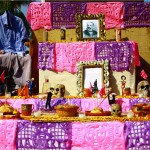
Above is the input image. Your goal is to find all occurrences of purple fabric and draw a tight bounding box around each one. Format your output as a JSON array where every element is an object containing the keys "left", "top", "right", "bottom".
[
  {"left": 95, "top": 42, "right": 133, "bottom": 71},
  {"left": 17, "top": 120, "right": 72, "bottom": 150},
  {"left": 129, "top": 98, "right": 149, "bottom": 110},
  {"left": 38, "top": 42, "right": 54, "bottom": 70},
  {"left": 125, "top": 121, "right": 150, "bottom": 150},
  {"left": 123, "top": 2, "right": 150, "bottom": 28},
  {"left": 51, "top": 2, "right": 86, "bottom": 29}
]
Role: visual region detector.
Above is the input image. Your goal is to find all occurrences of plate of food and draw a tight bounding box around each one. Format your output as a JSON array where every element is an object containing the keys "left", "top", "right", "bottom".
[{"left": 86, "top": 108, "right": 111, "bottom": 116}]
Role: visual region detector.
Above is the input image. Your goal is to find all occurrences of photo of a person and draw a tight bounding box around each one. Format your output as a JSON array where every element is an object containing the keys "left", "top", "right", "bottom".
[{"left": 82, "top": 20, "right": 99, "bottom": 38}]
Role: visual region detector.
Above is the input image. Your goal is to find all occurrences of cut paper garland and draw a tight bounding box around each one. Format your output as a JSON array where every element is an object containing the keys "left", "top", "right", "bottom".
[
  {"left": 125, "top": 121, "right": 150, "bottom": 150},
  {"left": 72, "top": 122, "right": 125, "bottom": 150},
  {"left": 38, "top": 41, "right": 140, "bottom": 72},
  {"left": 0, "top": 120, "right": 17, "bottom": 150},
  {"left": 95, "top": 41, "right": 140, "bottom": 71},
  {"left": 38, "top": 42, "right": 54, "bottom": 70},
  {"left": 86, "top": 2, "right": 124, "bottom": 29},
  {"left": 123, "top": 2, "right": 150, "bottom": 28},
  {"left": 26, "top": 2, "right": 150, "bottom": 30},
  {"left": 51, "top": 2, "right": 86, "bottom": 29},
  {"left": 26, "top": 2, "right": 52, "bottom": 30},
  {"left": 53, "top": 42, "right": 95, "bottom": 73}
]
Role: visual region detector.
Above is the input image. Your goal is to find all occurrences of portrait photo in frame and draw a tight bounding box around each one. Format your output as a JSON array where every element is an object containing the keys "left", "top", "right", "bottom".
[{"left": 76, "top": 14, "right": 106, "bottom": 41}]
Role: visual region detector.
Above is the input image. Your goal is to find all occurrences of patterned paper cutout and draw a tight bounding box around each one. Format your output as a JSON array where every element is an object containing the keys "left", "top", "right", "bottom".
[
  {"left": 123, "top": 2, "right": 150, "bottom": 28},
  {"left": 86, "top": 2, "right": 124, "bottom": 29},
  {"left": 0, "top": 120, "right": 17, "bottom": 150},
  {"left": 17, "top": 120, "right": 72, "bottom": 149},
  {"left": 72, "top": 122, "right": 125, "bottom": 150},
  {"left": 26, "top": 2, "right": 52, "bottom": 30},
  {"left": 95, "top": 42, "right": 136, "bottom": 71},
  {"left": 51, "top": 2, "right": 86, "bottom": 28},
  {"left": 125, "top": 121, "right": 150, "bottom": 150},
  {"left": 53, "top": 42, "right": 95, "bottom": 73},
  {"left": 38, "top": 42, "right": 54, "bottom": 70}
]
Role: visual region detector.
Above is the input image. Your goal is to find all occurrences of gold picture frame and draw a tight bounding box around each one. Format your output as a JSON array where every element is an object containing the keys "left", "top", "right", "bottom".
[
  {"left": 76, "top": 14, "right": 106, "bottom": 41},
  {"left": 76, "top": 60, "right": 109, "bottom": 96}
]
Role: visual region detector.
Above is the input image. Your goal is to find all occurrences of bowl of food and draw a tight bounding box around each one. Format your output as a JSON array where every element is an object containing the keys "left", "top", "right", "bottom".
[
  {"left": 86, "top": 108, "right": 111, "bottom": 116},
  {"left": 54, "top": 104, "right": 79, "bottom": 117}
]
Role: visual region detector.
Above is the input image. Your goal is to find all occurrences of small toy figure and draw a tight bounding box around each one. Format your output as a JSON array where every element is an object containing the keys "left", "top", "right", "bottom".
[
  {"left": 26, "top": 78, "right": 36, "bottom": 96},
  {"left": 45, "top": 87, "right": 54, "bottom": 110},
  {"left": 92, "top": 79, "right": 99, "bottom": 94},
  {"left": 121, "top": 75, "right": 126, "bottom": 96},
  {"left": 107, "top": 87, "right": 116, "bottom": 105}
]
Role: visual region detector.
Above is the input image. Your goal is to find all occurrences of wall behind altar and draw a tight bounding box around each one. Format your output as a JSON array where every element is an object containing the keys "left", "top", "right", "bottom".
[{"left": 31, "top": 27, "right": 150, "bottom": 95}]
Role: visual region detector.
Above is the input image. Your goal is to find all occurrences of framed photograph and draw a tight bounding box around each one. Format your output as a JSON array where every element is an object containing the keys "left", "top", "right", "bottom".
[
  {"left": 76, "top": 60, "right": 109, "bottom": 96},
  {"left": 76, "top": 14, "right": 106, "bottom": 41}
]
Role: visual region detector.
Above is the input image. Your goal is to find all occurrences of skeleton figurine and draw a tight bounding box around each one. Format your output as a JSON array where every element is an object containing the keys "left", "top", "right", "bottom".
[
  {"left": 137, "top": 80, "right": 150, "bottom": 97},
  {"left": 45, "top": 87, "right": 54, "bottom": 110},
  {"left": 111, "top": 104, "right": 122, "bottom": 117},
  {"left": 53, "top": 84, "right": 65, "bottom": 98}
]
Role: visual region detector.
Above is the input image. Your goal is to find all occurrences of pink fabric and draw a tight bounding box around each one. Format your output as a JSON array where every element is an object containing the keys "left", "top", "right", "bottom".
[
  {"left": 0, "top": 120, "right": 17, "bottom": 150},
  {"left": 72, "top": 122, "right": 125, "bottom": 150},
  {"left": 129, "top": 41, "right": 140, "bottom": 67},
  {"left": 53, "top": 42, "right": 95, "bottom": 73},
  {"left": 80, "top": 98, "right": 130, "bottom": 113},
  {"left": 26, "top": 2, "right": 52, "bottom": 30},
  {"left": 86, "top": 2, "right": 124, "bottom": 29}
]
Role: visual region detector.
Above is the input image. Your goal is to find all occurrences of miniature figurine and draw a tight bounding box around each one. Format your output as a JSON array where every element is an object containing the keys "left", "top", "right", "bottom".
[
  {"left": 92, "top": 79, "right": 99, "bottom": 94},
  {"left": 121, "top": 75, "right": 126, "bottom": 96},
  {"left": 45, "top": 87, "right": 54, "bottom": 110},
  {"left": 107, "top": 87, "right": 116, "bottom": 105},
  {"left": 26, "top": 78, "right": 36, "bottom": 96}
]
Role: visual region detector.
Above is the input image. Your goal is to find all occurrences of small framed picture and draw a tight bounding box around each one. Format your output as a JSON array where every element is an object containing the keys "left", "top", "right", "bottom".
[{"left": 76, "top": 14, "right": 106, "bottom": 41}]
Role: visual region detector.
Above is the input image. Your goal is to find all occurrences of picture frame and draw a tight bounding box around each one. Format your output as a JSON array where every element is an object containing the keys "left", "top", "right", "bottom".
[
  {"left": 76, "top": 60, "right": 109, "bottom": 96},
  {"left": 76, "top": 14, "right": 106, "bottom": 41}
]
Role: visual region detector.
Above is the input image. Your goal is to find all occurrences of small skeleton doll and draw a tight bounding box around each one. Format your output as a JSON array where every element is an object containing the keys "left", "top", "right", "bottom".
[
  {"left": 92, "top": 79, "right": 99, "bottom": 97},
  {"left": 107, "top": 87, "right": 116, "bottom": 105},
  {"left": 45, "top": 87, "right": 54, "bottom": 110}
]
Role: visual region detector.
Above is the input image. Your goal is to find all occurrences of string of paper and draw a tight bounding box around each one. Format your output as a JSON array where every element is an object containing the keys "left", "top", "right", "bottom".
[
  {"left": 123, "top": 2, "right": 150, "bottom": 28},
  {"left": 26, "top": 2, "right": 52, "bottom": 30},
  {"left": 86, "top": 2, "right": 124, "bottom": 29},
  {"left": 17, "top": 120, "right": 72, "bottom": 149},
  {"left": 125, "top": 121, "right": 150, "bottom": 149},
  {"left": 0, "top": 120, "right": 17, "bottom": 150},
  {"left": 51, "top": 2, "right": 86, "bottom": 29},
  {"left": 95, "top": 42, "right": 133, "bottom": 71},
  {"left": 38, "top": 42, "right": 54, "bottom": 70},
  {"left": 53, "top": 42, "right": 95, "bottom": 73},
  {"left": 72, "top": 122, "right": 125, "bottom": 150}
]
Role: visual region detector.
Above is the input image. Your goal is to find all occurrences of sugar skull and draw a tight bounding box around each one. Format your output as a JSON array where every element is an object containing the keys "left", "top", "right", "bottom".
[
  {"left": 53, "top": 84, "right": 65, "bottom": 98},
  {"left": 111, "top": 104, "right": 122, "bottom": 117},
  {"left": 137, "top": 80, "right": 150, "bottom": 97}
]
